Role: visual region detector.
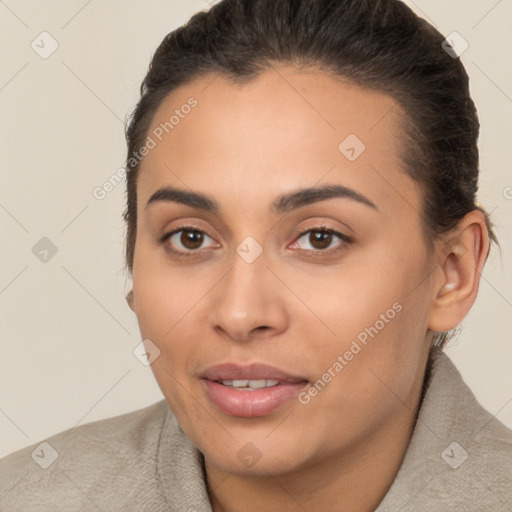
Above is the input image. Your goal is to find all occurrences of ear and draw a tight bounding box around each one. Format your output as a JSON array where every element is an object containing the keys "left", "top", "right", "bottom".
[
  {"left": 126, "top": 289, "right": 136, "bottom": 312},
  {"left": 428, "top": 210, "right": 490, "bottom": 333}
]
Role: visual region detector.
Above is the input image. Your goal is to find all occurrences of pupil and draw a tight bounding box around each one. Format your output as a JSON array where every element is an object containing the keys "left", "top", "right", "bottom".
[
  {"left": 181, "top": 230, "right": 203, "bottom": 249},
  {"left": 311, "top": 231, "right": 331, "bottom": 249}
]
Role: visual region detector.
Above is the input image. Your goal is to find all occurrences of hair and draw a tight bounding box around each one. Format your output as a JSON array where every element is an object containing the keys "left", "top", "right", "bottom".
[{"left": 123, "top": 0, "right": 498, "bottom": 352}]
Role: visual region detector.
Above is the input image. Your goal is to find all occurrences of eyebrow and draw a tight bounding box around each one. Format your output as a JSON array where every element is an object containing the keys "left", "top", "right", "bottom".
[{"left": 145, "top": 184, "right": 378, "bottom": 214}]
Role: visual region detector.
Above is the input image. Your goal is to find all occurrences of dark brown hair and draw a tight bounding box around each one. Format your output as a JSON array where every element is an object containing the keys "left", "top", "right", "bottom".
[{"left": 123, "top": 0, "right": 497, "bottom": 350}]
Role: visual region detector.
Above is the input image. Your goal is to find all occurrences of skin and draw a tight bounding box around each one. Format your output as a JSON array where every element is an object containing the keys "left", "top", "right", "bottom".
[{"left": 127, "top": 65, "right": 488, "bottom": 511}]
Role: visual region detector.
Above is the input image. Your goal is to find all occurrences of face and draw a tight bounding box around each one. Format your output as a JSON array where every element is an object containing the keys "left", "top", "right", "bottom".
[{"left": 130, "top": 66, "right": 437, "bottom": 477}]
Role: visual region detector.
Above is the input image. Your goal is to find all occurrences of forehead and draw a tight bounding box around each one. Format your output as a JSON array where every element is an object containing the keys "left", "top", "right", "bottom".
[{"left": 136, "top": 65, "right": 420, "bottom": 220}]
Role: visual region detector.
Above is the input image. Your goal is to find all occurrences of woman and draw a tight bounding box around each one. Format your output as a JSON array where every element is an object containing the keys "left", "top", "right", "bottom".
[{"left": 1, "top": 0, "right": 510, "bottom": 510}]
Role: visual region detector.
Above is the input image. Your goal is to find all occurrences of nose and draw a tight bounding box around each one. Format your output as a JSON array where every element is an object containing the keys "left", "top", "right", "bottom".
[{"left": 208, "top": 249, "right": 289, "bottom": 343}]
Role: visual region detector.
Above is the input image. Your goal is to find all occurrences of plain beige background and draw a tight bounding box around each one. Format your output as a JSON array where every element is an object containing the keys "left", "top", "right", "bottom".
[{"left": 0, "top": 0, "right": 511, "bottom": 459}]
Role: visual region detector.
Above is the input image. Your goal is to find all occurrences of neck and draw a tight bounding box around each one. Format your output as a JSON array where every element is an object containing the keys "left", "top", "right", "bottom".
[{"left": 205, "top": 378, "right": 425, "bottom": 512}]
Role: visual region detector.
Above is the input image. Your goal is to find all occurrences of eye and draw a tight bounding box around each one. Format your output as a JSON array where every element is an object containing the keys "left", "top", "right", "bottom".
[
  {"left": 290, "top": 227, "right": 351, "bottom": 253},
  {"left": 160, "top": 227, "right": 218, "bottom": 256},
  {"left": 159, "top": 225, "right": 352, "bottom": 258}
]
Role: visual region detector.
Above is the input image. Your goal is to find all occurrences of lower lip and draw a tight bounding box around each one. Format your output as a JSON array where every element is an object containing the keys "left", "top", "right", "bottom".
[{"left": 202, "top": 380, "right": 308, "bottom": 418}]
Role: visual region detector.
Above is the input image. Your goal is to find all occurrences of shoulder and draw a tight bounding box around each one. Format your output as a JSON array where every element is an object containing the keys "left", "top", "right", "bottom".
[
  {"left": 431, "top": 352, "right": 512, "bottom": 507},
  {"left": 0, "top": 399, "right": 173, "bottom": 511},
  {"left": 426, "top": 352, "right": 512, "bottom": 466},
  {"left": 378, "top": 352, "right": 512, "bottom": 511}
]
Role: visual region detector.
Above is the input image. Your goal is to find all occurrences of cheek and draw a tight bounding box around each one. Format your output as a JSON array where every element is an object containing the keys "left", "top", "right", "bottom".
[
  {"left": 132, "top": 249, "right": 205, "bottom": 339},
  {"left": 133, "top": 280, "right": 203, "bottom": 425},
  {"left": 290, "top": 257, "right": 409, "bottom": 345},
  {"left": 131, "top": 274, "right": 197, "bottom": 402},
  {"left": 302, "top": 248, "right": 431, "bottom": 397}
]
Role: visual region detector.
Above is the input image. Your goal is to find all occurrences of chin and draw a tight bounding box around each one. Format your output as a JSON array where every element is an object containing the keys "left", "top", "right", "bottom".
[
  {"left": 198, "top": 430, "right": 317, "bottom": 478},
  {"left": 206, "top": 449, "right": 306, "bottom": 478}
]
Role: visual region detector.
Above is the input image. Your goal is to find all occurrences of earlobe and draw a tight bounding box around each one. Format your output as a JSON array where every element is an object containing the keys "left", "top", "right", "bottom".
[
  {"left": 126, "top": 289, "right": 135, "bottom": 312},
  {"left": 428, "top": 210, "right": 489, "bottom": 333}
]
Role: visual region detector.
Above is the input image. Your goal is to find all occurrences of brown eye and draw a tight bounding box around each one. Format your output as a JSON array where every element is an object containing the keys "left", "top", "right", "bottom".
[
  {"left": 292, "top": 228, "right": 351, "bottom": 253},
  {"left": 161, "top": 227, "right": 218, "bottom": 256},
  {"left": 179, "top": 229, "right": 204, "bottom": 250},
  {"left": 308, "top": 231, "right": 333, "bottom": 250}
]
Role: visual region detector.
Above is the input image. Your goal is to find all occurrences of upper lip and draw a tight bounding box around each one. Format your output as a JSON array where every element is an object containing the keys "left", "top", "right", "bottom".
[{"left": 201, "top": 363, "right": 308, "bottom": 383}]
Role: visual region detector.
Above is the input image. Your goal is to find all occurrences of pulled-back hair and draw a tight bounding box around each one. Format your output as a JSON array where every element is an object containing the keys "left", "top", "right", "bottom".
[{"left": 123, "top": 0, "right": 497, "bottom": 351}]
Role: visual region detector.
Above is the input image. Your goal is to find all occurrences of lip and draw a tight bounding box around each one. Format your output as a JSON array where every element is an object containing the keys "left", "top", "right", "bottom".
[
  {"left": 201, "top": 362, "right": 307, "bottom": 383},
  {"left": 201, "top": 363, "right": 309, "bottom": 418}
]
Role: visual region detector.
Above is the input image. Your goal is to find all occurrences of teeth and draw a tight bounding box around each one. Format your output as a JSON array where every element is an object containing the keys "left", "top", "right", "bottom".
[
  {"left": 248, "top": 379, "right": 277, "bottom": 388},
  {"left": 220, "top": 379, "right": 280, "bottom": 389}
]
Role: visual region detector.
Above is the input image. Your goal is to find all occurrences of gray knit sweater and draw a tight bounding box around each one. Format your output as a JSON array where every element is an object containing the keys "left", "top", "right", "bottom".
[{"left": 0, "top": 352, "right": 511, "bottom": 511}]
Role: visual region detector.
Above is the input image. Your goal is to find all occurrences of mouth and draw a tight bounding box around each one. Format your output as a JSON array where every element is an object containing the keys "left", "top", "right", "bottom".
[
  {"left": 200, "top": 363, "right": 309, "bottom": 418},
  {"left": 216, "top": 379, "right": 282, "bottom": 390}
]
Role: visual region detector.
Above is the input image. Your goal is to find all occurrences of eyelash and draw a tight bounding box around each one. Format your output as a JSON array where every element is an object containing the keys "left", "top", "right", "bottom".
[{"left": 159, "top": 225, "right": 352, "bottom": 259}]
